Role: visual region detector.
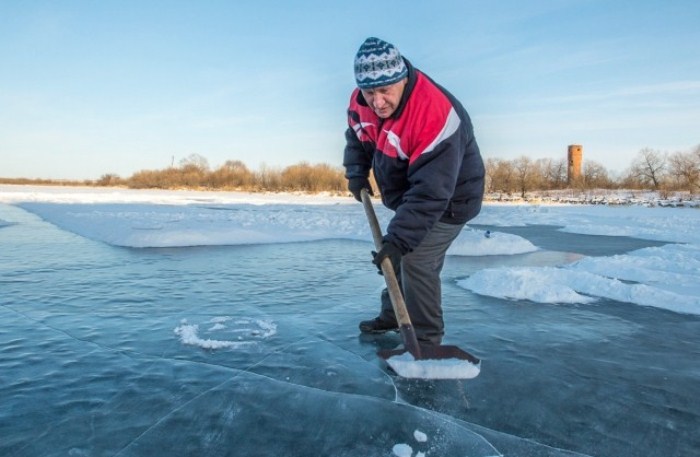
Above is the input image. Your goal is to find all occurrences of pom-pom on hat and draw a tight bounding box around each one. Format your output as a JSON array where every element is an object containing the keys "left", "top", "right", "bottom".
[{"left": 354, "top": 37, "right": 408, "bottom": 89}]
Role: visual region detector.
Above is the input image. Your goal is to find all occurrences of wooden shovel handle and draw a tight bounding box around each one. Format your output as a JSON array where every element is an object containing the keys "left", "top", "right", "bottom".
[{"left": 360, "top": 190, "right": 416, "bottom": 334}]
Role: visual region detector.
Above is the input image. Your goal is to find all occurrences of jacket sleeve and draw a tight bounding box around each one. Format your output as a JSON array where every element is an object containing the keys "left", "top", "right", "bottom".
[
  {"left": 384, "top": 117, "right": 467, "bottom": 253},
  {"left": 343, "top": 125, "right": 372, "bottom": 179}
]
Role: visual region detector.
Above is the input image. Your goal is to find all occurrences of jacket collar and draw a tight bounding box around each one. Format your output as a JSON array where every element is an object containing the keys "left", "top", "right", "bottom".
[{"left": 392, "top": 58, "right": 416, "bottom": 119}]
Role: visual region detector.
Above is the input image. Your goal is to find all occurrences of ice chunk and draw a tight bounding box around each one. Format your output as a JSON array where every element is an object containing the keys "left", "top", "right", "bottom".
[{"left": 392, "top": 443, "right": 413, "bottom": 457}]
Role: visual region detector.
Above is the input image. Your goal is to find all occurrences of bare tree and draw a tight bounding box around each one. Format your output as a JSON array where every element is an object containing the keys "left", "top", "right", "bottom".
[
  {"left": 630, "top": 148, "right": 667, "bottom": 189},
  {"left": 221, "top": 159, "right": 249, "bottom": 172},
  {"left": 280, "top": 162, "right": 345, "bottom": 192},
  {"left": 513, "top": 155, "right": 536, "bottom": 198},
  {"left": 174, "top": 154, "right": 210, "bottom": 187},
  {"left": 668, "top": 149, "right": 700, "bottom": 193},
  {"left": 210, "top": 160, "right": 254, "bottom": 188},
  {"left": 484, "top": 158, "right": 496, "bottom": 193},
  {"left": 486, "top": 158, "right": 516, "bottom": 196},
  {"left": 179, "top": 153, "right": 210, "bottom": 172},
  {"left": 536, "top": 157, "right": 567, "bottom": 190},
  {"left": 484, "top": 158, "right": 502, "bottom": 193},
  {"left": 582, "top": 160, "right": 611, "bottom": 189},
  {"left": 256, "top": 163, "right": 282, "bottom": 191},
  {"left": 96, "top": 173, "right": 122, "bottom": 186}
]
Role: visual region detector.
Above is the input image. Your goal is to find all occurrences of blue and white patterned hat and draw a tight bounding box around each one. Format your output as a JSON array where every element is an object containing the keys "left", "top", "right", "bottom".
[{"left": 354, "top": 37, "right": 408, "bottom": 89}]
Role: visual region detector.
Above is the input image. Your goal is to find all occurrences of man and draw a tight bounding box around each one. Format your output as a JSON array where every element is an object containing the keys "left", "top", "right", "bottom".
[{"left": 344, "top": 37, "right": 485, "bottom": 346}]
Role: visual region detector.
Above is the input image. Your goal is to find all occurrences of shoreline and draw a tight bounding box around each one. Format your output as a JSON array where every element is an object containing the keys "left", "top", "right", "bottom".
[{"left": 0, "top": 183, "right": 697, "bottom": 208}]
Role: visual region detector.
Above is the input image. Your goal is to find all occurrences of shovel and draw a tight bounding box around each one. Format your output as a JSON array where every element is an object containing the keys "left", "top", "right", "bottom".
[{"left": 360, "top": 189, "right": 481, "bottom": 379}]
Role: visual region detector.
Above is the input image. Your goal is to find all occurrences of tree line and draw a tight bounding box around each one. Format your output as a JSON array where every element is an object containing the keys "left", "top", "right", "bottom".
[
  {"left": 1, "top": 145, "right": 698, "bottom": 196},
  {"left": 486, "top": 145, "right": 700, "bottom": 197},
  {"left": 98, "top": 155, "right": 348, "bottom": 193}
]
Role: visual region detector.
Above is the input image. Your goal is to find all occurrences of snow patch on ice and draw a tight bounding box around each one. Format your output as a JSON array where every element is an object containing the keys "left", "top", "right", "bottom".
[
  {"left": 568, "top": 243, "right": 700, "bottom": 298},
  {"left": 447, "top": 228, "right": 537, "bottom": 256},
  {"left": 458, "top": 245, "right": 700, "bottom": 315},
  {"left": 459, "top": 267, "right": 598, "bottom": 304},
  {"left": 386, "top": 353, "right": 481, "bottom": 380}
]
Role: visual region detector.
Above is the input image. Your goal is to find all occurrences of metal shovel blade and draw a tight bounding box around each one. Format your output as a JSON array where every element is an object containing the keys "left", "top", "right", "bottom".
[
  {"left": 378, "top": 344, "right": 481, "bottom": 380},
  {"left": 377, "top": 344, "right": 481, "bottom": 364}
]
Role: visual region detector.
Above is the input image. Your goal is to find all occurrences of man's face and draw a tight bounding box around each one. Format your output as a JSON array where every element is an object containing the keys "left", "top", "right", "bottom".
[{"left": 360, "top": 78, "right": 407, "bottom": 119}]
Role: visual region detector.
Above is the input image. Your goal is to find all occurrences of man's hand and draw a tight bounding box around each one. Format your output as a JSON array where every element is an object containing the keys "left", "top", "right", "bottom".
[
  {"left": 348, "top": 177, "right": 373, "bottom": 202},
  {"left": 372, "top": 240, "right": 402, "bottom": 275}
]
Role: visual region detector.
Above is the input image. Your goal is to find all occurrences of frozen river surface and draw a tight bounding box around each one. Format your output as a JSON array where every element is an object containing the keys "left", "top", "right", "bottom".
[{"left": 1, "top": 189, "right": 699, "bottom": 457}]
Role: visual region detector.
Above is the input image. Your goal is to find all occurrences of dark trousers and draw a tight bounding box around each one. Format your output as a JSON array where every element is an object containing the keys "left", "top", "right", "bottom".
[{"left": 379, "top": 221, "right": 465, "bottom": 345}]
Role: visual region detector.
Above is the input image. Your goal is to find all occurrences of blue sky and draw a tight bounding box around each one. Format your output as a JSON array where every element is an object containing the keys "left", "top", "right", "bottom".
[{"left": 1, "top": 0, "right": 699, "bottom": 180}]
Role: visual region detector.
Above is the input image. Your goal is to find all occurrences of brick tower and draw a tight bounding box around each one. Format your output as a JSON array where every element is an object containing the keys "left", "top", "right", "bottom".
[{"left": 567, "top": 144, "right": 583, "bottom": 184}]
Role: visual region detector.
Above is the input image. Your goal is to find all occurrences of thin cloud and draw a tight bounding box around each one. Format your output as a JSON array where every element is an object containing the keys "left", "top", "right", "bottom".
[{"left": 541, "top": 80, "right": 700, "bottom": 104}]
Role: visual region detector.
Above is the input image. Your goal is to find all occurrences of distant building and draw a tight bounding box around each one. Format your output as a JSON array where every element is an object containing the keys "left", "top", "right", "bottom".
[{"left": 567, "top": 144, "right": 583, "bottom": 183}]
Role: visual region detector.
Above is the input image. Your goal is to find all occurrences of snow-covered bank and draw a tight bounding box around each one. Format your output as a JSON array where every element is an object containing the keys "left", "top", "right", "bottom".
[
  {"left": 486, "top": 190, "right": 700, "bottom": 208},
  {"left": 0, "top": 184, "right": 351, "bottom": 206}
]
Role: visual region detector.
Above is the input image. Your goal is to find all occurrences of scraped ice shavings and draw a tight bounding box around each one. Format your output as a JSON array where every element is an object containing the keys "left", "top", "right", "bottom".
[
  {"left": 174, "top": 317, "right": 277, "bottom": 350},
  {"left": 386, "top": 352, "right": 481, "bottom": 379},
  {"left": 173, "top": 322, "right": 252, "bottom": 350}
]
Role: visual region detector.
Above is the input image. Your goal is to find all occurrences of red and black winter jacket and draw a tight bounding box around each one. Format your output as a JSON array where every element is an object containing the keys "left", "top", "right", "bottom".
[{"left": 344, "top": 59, "right": 485, "bottom": 254}]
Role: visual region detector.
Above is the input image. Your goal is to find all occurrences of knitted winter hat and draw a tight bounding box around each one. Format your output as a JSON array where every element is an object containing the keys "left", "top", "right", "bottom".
[{"left": 354, "top": 37, "right": 408, "bottom": 89}]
